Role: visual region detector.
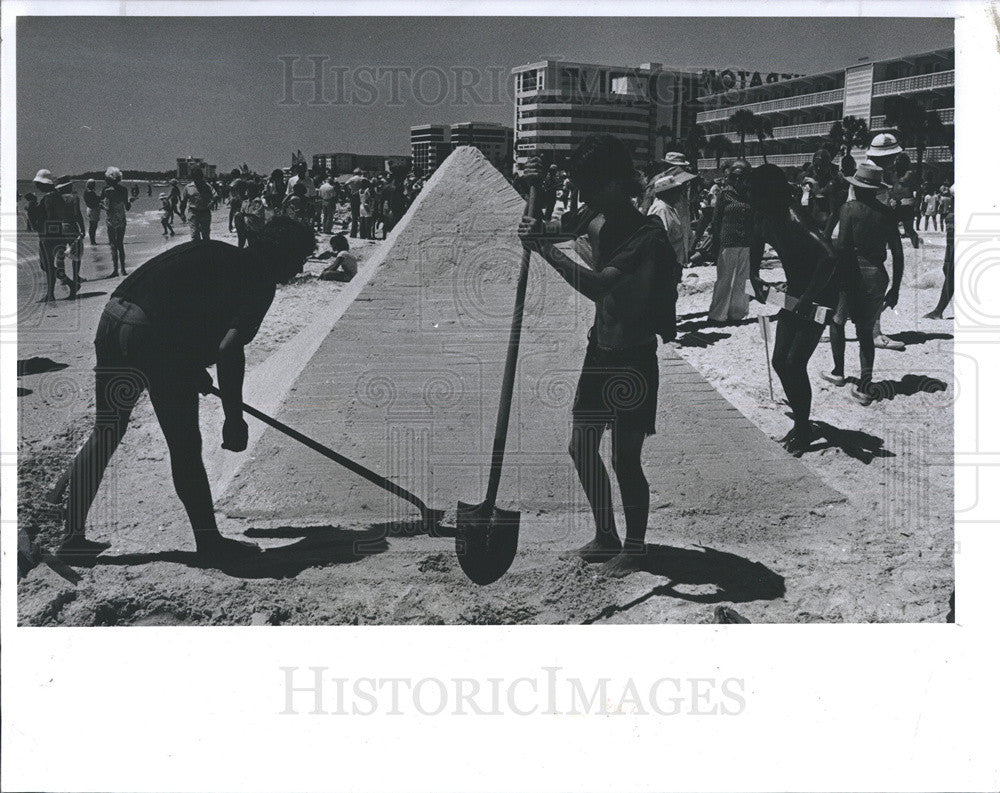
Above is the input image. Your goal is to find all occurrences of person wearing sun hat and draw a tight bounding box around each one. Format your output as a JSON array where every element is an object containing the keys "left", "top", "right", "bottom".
[
  {"left": 825, "top": 161, "right": 904, "bottom": 406},
  {"left": 101, "top": 166, "right": 132, "bottom": 276},
  {"left": 34, "top": 169, "right": 80, "bottom": 300},
  {"left": 647, "top": 168, "right": 698, "bottom": 266}
]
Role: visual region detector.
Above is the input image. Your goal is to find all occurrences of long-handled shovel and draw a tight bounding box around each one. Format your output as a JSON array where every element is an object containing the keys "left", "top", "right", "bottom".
[
  {"left": 455, "top": 185, "right": 539, "bottom": 586},
  {"left": 206, "top": 385, "right": 445, "bottom": 530}
]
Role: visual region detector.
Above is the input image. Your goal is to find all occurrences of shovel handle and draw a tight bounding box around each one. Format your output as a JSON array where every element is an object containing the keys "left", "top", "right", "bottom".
[
  {"left": 207, "top": 386, "right": 434, "bottom": 519},
  {"left": 483, "top": 184, "right": 539, "bottom": 507}
]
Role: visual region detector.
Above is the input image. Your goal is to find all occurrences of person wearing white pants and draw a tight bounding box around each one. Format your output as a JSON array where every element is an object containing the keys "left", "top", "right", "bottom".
[{"left": 707, "top": 160, "right": 755, "bottom": 323}]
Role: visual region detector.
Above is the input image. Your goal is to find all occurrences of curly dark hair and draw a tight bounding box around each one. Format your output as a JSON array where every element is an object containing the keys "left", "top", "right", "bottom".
[
  {"left": 567, "top": 134, "right": 643, "bottom": 198},
  {"left": 254, "top": 215, "right": 316, "bottom": 283}
]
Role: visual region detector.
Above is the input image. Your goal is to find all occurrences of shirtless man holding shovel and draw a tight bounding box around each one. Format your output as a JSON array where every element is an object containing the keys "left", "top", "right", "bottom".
[
  {"left": 519, "top": 134, "right": 678, "bottom": 577},
  {"left": 57, "top": 216, "right": 316, "bottom": 563}
]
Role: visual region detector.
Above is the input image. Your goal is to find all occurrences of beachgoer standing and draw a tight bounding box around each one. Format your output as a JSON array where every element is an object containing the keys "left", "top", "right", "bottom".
[
  {"left": 159, "top": 193, "right": 175, "bottom": 237},
  {"left": 319, "top": 175, "right": 337, "bottom": 234},
  {"left": 518, "top": 135, "right": 678, "bottom": 576},
  {"left": 925, "top": 184, "right": 955, "bottom": 320},
  {"left": 707, "top": 159, "right": 756, "bottom": 323},
  {"left": 749, "top": 165, "right": 839, "bottom": 454},
  {"left": 180, "top": 167, "right": 214, "bottom": 242},
  {"left": 83, "top": 179, "right": 102, "bottom": 245},
  {"left": 101, "top": 166, "right": 131, "bottom": 277},
  {"left": 825, "top": 161, "right": 904, "bottom": 406}
]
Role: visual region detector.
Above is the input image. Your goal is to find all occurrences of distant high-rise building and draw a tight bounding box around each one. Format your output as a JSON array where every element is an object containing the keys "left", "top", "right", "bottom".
[
  {"left": 410, "top": 125, "right": 451, "bottom": 175},
  {"left": 448, "top": 122, "right": 514, "bottom": 171},
  {"left": 510, "top": 60, "right": 702, "bottom": 170}
]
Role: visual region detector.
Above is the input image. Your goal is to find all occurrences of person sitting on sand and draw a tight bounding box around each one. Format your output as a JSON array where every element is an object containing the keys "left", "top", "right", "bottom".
[
  {"left": 282, "top": 180, "right": 308, "bottom": 223},
  {"left": 748, "top": 165, "right": 839, "bottom": 454},
  {"left": 825, "top": 161, "right": 904, "bottom": 406},
  {"left": 57, "top": 215, "right": 316, "bottom": 563},
  {"left": 316, "top": 233, "right": 358, "bottom": 282},
  {"left": 518, "top": 133, "right": 678, "bottom": 577}
]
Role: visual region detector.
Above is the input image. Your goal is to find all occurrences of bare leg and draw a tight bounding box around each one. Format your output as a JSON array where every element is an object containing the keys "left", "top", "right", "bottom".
[
  {"left": 603, "top": 428, "right": 649, "bottom": 577},
  {"left": 147, "top": 377, "right": 258, "bottom": 561},
  {"left": 567, "top": 421, "right": 621, "bottom": 560},
  {"left": 62, "top": 366, "right": 144, "bottom": 553}
]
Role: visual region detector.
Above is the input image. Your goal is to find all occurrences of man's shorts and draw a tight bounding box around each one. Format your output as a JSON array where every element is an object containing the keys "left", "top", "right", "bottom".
[
  {"left": 572, "top": 338, "right": 659, "bottom": 435},
  {"left": 832, "top": 261, "right": 889, "bottom": 331}
]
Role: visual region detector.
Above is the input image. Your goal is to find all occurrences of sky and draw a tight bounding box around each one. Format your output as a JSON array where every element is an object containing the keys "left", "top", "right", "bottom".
[{"left": 17, "top": 15, "right": 953, "bottom": 177}]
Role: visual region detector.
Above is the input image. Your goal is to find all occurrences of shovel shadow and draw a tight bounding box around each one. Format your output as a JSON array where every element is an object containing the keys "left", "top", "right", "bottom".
[{"left": 582, "top": 543, "right": 785, "bottom": 624}]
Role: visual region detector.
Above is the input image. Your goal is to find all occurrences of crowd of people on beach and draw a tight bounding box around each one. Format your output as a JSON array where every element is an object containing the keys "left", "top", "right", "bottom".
[
  {"left": 25, "top": 130, "right": 953, "bottom": 575},
  {"left": 22, "top": 158, "right": 430, "bottom": 302}
]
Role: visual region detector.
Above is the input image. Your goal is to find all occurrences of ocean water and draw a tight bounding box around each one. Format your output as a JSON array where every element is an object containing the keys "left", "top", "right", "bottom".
[{"left": 16, "top": 179, "right": 180, "bottom": 233}]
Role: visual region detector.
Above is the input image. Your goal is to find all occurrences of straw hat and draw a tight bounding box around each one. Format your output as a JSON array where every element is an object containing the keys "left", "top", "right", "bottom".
[
  {"left": 845, "top": 160, "right": 890, "bottom": 190},
  {"left": 33, "top": 169, "right": 54, "bottom": 185},
  {"left": 652, "top": 169, "right": 697, "bottom": 194},
  {"left": 867, "top": 133, "right": 903, "bottom": 158},
  {"left": 662, "top": 151, "right": 690, "bottom": 168}
]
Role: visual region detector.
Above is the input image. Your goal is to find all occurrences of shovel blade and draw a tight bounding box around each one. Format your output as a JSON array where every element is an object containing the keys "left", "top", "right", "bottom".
[{"left": 455, "top": 500, "right": 520, "bottom": 585}]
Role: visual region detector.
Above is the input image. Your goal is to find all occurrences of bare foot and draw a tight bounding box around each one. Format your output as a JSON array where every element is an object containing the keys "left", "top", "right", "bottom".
[
  {"left": 602, "top": 548, "right": 647, "bottom": 578},
  {"left": 195, "top": 534, "right": 261, "bottom": 564},
  {"left": 561, "top": 537, "right": 622, "bottom": 563},
  {"left": 58, "top": 535, "right": 112, "bottom": 558},
  {"left": 923, "top": 311, "right": 943, "bottom": 320}
]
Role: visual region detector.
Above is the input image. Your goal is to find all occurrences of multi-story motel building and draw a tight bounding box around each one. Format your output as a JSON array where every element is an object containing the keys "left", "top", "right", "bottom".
[
  {"left": 510, "top": 60, "right": 704, "bottom": 171},
  {"left": 694, "top": 47, "right": 954, "bottom": 178}
]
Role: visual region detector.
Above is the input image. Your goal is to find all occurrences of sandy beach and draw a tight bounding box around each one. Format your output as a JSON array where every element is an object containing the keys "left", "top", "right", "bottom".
[{"left": 16, "top": 168, "right": 953, "bottom": 626}]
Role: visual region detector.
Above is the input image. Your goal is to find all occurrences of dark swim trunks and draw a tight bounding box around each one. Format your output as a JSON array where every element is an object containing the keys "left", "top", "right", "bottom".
[{"left": 572, "top": 336, "right": 659, "bottom": 435}]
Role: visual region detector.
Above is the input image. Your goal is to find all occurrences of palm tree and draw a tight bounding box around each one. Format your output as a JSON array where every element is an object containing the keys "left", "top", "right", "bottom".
[
  {"left": 840, "top": 115, "right": 871, "bottom": 156},
  {"left": 656, "top": 124, "right": 676, "bottom": 158},
  {"left": 827, "top": 120, "right": 845, "bottom": 156},
  {"left": 706, "top": 134, "right": 736, "bottom": 169},
  {"left": 754, "top": 116, "right": 774, "bottom": 164},
  {"left": 883, "top": 96, "right": 947, "bottom": 181},
  {"left": 684, "top": 123, "right": 707, "bottom": 172},
  {"left": 729, "top": 109, "right": 757, "bottom": 159}
]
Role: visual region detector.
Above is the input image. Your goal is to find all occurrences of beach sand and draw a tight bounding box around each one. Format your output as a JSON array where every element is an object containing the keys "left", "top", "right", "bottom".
[{"left": 15, "top": 187, "right": 953, "bottom": 625}]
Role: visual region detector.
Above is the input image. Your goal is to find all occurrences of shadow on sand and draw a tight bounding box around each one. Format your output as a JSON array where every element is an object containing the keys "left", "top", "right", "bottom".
[
  {"left": 77, "top": 525, "right": 391, "bottom": 579},
  {"left": 581, "top": 544, "right": 785, "bottom": 623},
  {"left": 797, "top": 420, "right": 895, "bottom": 464}
]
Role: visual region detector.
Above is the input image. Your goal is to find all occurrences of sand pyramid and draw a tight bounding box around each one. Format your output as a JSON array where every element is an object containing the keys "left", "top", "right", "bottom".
[{"left": 219, "top": 146, "right": 839, "bottom": 531}]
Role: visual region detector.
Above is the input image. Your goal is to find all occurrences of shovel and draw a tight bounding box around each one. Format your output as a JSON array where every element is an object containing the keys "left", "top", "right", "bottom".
[
  {"left": 455, "top": 184, "right": 539, "bottom": 586},
  {"left": 206, "top": 386, "right": 445, "bottom": 531}
]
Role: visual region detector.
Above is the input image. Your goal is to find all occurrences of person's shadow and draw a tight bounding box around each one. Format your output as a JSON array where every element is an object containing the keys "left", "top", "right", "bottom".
[
  {"left": 676, "top": 330, "right": 730, "bottom": 348},
  {"left": 799, "top": 420, "right": 895, "bottom": 464},
  {"left": 84, "top": 524, "right": 392, "bottom": 579},
  {"left": 887, "top": 331, "right": 953, "bottom": 346},
  {"left": 582, "top": 544, "right": 785, "bottom": 623},
  {"left": 867, "top": 374, "right": 948, "bottom": 402}
]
